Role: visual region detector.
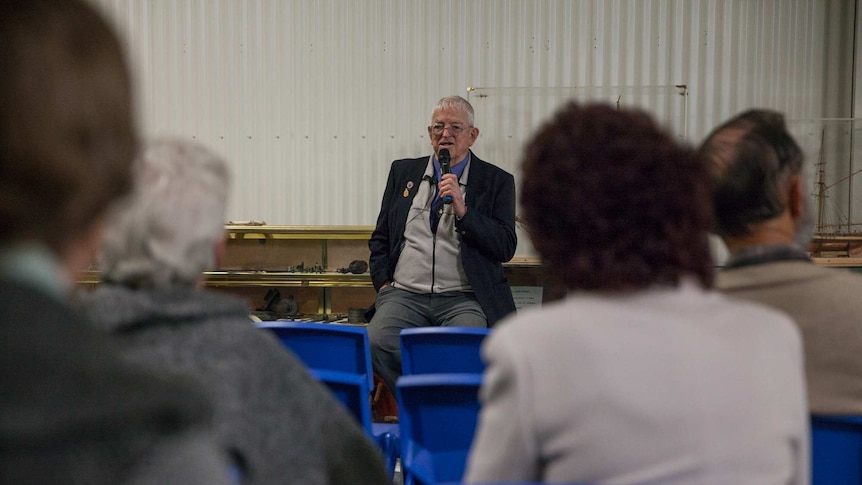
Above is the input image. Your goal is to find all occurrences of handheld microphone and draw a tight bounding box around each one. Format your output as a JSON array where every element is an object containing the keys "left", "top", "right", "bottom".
[{"left": 439, "top": 148, "right": 452, "bottom": 204}]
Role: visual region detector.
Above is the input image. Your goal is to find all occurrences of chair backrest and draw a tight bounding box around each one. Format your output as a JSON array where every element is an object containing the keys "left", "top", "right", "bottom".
[
  {"left": 313, "top": 369, "right": 373, "bottom": 433},
  {"left": 256, "top": 321, "right": 374, "bottom": 390},
  {"left": 400, "top": 327, "right": 491, "bottom": 376},
  {"left": 397, "top": 373, "right": 483, "bottom": 485},
  {"left": 255, "top": 322, "right": 374, "bottom": 429},
  {"left": 811, "top": 415, "right": 862, "bottom": 485},
  {"left": 256, "top": 321, "right": 400, "bottom": 479}
]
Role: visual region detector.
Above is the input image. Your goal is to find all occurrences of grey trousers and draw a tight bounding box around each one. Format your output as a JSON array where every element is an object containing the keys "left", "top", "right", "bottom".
[{"left": 366, "top": 286, "right": 487, "bottom": 395}]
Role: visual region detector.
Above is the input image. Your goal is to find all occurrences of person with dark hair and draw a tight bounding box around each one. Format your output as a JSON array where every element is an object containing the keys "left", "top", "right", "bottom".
[
  {"left": 76, "top": 137, "right": 389, "bottom": 485},
  {"left": 700, "top": 108, "right": 862, "bottom": 414},
  {"left": 367, "top": 95, "right": 517, "bottom": 399},
  {"left": 465, "top": 102, "right": 808, "bottom": 484},
  {"left": 0, "top": 1, "right": 231, "bottom": 483}
]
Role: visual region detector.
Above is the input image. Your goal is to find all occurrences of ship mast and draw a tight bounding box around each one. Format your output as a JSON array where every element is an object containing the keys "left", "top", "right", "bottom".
[
  {"left": 813, "top": 129, "right": 862, "bottom": 235},
  {"left": 815, "top": 129, "right": 826, "bottom": 233}
]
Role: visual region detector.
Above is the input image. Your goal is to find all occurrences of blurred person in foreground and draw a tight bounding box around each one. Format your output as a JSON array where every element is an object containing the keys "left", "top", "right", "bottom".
[
  {"left": 0, "top": 1, "right": 232, "bottom": 483},
  {"left": 464, "top": 102, "right": 808, "bottom": 485},
  {"left": 699, "top": 109, "right": 862, "bottom": 414},
  {"left": 367, "top": 95, "right": 517, "bottom": 398},
  {"left": 75, "top": 138, "right": 389, "bottom": 485}
]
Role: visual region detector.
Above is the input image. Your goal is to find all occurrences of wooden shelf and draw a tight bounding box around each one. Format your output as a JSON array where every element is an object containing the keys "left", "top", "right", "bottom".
[
  {"left": 203, "top": 271, "right": 372, "bottom": 288},
  {"left": 79, "top": 225, "right": 555, "bottom": 317},
  {"left": 226, "top": 224, "right": 374, "bottom": 240},
  {"left": 811, "top": 257, "right": 862, "bottom": 268}
]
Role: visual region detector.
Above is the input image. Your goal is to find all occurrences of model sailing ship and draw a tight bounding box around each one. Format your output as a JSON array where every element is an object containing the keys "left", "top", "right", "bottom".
[{"left": 808, "top": 129, "right": 862, "bottom": 258}]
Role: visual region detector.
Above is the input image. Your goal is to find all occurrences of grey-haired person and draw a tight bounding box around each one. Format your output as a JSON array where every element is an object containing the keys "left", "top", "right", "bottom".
[
  {"left": 76, "top": 138, "right": 389, "bottom": 485},
  {"left": 367, "top": 95, "right": 518, "bottom": 399}
]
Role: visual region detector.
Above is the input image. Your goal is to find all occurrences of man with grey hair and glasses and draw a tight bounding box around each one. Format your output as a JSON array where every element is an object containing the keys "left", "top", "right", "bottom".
[
  {"left": 698, "top": 109, "right": 862, "bottom": 414},
  {"left": 367, "top": 95, "right": 517, "bottom": 402}
]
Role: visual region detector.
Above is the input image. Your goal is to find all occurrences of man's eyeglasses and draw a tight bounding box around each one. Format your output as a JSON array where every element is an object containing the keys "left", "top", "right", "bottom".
[{"left": 430, "top": 123, "right": 471, "bottom": 136}]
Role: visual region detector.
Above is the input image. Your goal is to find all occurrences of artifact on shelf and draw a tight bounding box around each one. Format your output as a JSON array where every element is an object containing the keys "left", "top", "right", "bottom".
[
  {"left": 253, "top": 289, "right": 299, "bottom": 321},
  {"left": 227, "top": 220, "right": 267, "bottom": 226},
  {"left": 807, "top": 126, "right": 862, "bottom": 258},
  {"left": 283, "top": 262, "right": 327, "bottom": 274},
  {"left": 336, "top": 260, "right": 369, "bottom": 274}
]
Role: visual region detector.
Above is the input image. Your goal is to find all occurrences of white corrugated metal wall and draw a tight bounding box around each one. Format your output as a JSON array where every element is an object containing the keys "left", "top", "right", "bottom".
[
  {"left": 855, "top": 0, "right": 862, "bottom": 118},
  {"left": 88, "top": 0, "right": 855, "bottom": 257}
]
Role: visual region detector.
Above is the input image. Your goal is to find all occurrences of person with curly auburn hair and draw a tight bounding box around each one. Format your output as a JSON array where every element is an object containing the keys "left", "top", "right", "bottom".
[
  {"left": 465, "top": 102, "right": 808, "bottom": 485},
  {"left": 702, "top": 109, "right": 862, "bottom": 415},
  {"left": 521, "top": 103, "right": 713, "bottom": 291}
]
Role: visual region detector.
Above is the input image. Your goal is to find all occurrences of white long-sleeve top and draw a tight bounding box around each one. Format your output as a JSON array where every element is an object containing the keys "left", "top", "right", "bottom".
[{"left": 465, "top": 280, "right": 808, "bottom": 485}]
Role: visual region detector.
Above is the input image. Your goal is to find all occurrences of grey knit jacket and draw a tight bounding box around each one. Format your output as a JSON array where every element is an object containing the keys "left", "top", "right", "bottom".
[{"left": 76, "top": 285, "right": 388, "bottom": 485}]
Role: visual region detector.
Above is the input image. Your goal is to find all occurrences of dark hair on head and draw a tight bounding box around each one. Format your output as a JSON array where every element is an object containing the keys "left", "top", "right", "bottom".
[
  {"left": 696, "top": 109, "right": 804, "bottom": 237},
  {"left": 0, "top": 0, "right": 136, "bottom": 253},
  {"left": 520, "top": 102, "right": 714, "bottom": 291}
]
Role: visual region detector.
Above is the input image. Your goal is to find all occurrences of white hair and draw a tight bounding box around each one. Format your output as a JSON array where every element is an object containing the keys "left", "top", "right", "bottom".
[
  {"left": 431, "top": 95, "right": 475, "bottom": 126},
  {"left": 98, "top": 137, "right": 230, "bottom": 288}
]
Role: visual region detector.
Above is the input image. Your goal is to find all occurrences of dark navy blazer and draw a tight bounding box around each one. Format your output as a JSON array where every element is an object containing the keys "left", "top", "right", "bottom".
[{"left": 368, "top": 151, "right": 517, "bottom": 326}]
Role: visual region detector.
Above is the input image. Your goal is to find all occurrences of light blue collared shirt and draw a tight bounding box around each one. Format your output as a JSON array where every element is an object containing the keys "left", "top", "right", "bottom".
[{"left": 0, "top": 243, "right": 69, "bottom": 301}]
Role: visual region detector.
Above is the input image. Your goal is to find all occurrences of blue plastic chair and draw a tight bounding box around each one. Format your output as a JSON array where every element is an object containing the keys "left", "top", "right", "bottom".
[
  {"left": 397, "top": 373, "right": 484, "bottom": 485},
  {"left": 811, "top": 415, "right": 862, "bottom": 485},
  {"left": 256, "top": 321, "right": 399, "bottom": 478},
  {"left": 400, "top": 327, "right": 491, "bottom": 376},
  {"left": 257, "top": 321, "right": 373, "bottom": 391}
]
